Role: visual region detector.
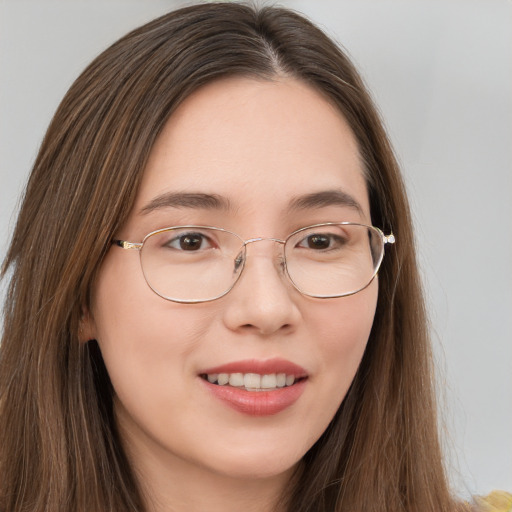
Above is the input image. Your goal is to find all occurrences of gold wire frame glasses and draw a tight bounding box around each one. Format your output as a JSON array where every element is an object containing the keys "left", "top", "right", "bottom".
[{"left": 112, "top": 222, "right": 395, "bottom": 303}]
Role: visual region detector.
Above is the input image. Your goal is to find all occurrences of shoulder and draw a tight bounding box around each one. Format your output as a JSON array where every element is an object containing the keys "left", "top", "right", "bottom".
[{"left": 473, "top": 491, "right": 512, "bottom": 512}]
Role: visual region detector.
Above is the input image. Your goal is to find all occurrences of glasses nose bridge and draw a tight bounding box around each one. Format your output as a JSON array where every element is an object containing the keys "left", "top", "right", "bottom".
[
  {"left": 239, "top": 237, "right": 287, "bottom": 269},
  {"left": 241, "top": 237, "right": 287, "bottom": 259},
  {"left": 243, "top": 236, "right": 286, "bottom": 247},
  {"left": 235, "top": 237, "right": 289, "bottom": 293}
]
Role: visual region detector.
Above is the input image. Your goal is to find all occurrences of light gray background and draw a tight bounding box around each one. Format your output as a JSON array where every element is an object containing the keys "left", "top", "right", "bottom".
[{"left": 1, "top": 0, "right": 511, "bottom": 498}]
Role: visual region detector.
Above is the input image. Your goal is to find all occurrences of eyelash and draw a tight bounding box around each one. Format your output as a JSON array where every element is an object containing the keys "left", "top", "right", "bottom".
[
  {"left": 164, "top": 232, "right": 217, "bottom": 251},
  {"left": 295, "top": 233, "right": 347, "bottom": 251}
]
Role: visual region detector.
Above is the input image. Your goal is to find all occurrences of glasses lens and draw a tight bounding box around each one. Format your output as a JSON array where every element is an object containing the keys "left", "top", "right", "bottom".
[
  {"left": 140, "top": 227, "right": 244, "bottom": 302},
  {"left": 285, "top": 224, "right": 384, "bottom": 298}
]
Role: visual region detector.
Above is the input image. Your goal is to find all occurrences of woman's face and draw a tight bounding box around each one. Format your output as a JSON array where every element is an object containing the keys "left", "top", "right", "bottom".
[{"left": 86, "top": 77, "right": 378, "bottom": 484}]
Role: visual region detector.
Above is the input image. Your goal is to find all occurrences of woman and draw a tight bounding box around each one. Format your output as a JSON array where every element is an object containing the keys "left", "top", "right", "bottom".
[{"left": 0, "top": 3, "right": 509, "bottom": 512}]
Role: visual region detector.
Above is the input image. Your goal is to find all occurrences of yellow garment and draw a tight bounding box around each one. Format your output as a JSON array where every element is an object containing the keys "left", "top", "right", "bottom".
[{"left": 475, "top": 491, "right": 512, "bottom": 512}]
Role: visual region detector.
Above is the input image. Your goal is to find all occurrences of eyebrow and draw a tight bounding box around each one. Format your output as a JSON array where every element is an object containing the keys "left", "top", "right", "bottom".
[
  {"left": 139, "top": 189, "right": 363, "bottom": 217},
  {"left": 140, "top": 192, "right": 231, "bottom": 214},
  {"left": 287, "top": 190, "right": 364, "bottom": 215}
]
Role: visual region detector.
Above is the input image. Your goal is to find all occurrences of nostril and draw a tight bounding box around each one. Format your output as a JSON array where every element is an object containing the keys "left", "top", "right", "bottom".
[{"left": 240, "top": 322, "right": 293, "bottom": 335}]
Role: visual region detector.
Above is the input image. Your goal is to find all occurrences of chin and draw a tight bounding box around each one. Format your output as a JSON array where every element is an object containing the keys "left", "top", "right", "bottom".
[
  {"left": 210, "top": 455, "right": 300, "bottom": 482},
  {"left": 196, "top": 436, "right": 307, "bottom": 482}
]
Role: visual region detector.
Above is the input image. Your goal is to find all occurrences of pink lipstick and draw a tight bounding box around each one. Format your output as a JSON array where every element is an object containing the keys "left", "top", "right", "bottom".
[{"left": 199, "top": 358, "right": 308, "bottom": 416}]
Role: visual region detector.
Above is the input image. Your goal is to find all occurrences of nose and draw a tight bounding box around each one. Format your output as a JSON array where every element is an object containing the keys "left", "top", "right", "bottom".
[{"left": 221, "top": 240, "right": 301, "bottom": 336}]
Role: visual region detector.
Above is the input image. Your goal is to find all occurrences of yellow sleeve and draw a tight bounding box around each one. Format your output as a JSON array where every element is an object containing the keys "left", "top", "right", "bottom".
[{"left": 474, "top": 491, "right": 512, "bottom": 512}]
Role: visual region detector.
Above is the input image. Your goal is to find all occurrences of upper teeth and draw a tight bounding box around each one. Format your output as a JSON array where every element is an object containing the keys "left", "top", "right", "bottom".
[{"left": 206, "top": 372, "right": 296, "bottom": 390}]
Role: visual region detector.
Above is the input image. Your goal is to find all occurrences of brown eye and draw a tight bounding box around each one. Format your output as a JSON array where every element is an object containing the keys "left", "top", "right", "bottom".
[
  {"left": 167, "top": 232, "right": 212, "bottom": 251},
  {"left": 295, "top": 232, "right": 347, "bottom": 252},
  {"left": 306, "top": 234, "right": 331, "bottom": 249},
  {"left": 180, "top": 234, "right": 203, "bottom": 250}
]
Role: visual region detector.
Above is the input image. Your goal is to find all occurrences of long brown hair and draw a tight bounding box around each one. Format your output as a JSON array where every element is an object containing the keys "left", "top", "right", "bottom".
[{"left": 1, "top": 3, "right": 464, "bottom": 511}]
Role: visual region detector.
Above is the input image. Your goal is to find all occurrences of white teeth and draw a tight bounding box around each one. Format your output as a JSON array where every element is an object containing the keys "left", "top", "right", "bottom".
[
  {"left": 217, "top": 373, "right": 229, "bottom": 385},
  {"left": 261, "top": 374, "right": 277, "bottom": 388},
  {"left": 205, "top": 372, "right": 300, "bottom": 390},
  {"left": 228, "top": 373, "right": 244, "bottom": 387},
  {"left": 244, "top": 373, "right": 261, "bottom": 389}
]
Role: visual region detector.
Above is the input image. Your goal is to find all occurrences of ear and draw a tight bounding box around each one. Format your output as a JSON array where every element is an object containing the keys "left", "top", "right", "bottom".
[{"left": 79, "top": 306, "right": 97, "bottom": 344}]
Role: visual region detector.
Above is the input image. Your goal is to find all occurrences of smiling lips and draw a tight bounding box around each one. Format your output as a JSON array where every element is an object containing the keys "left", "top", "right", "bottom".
[{"left": 199, "top": 358, "right": 308, "bottom": 416}]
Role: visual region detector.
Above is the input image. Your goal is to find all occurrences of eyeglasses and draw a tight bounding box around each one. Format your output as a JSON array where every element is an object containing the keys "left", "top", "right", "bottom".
[{"left": 112, "top": 222, "right": 395, "bottom": 303}]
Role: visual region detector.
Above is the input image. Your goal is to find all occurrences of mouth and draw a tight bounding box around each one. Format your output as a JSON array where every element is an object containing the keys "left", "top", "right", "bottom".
[
  {"left": 198, "top": 359, "right": 308, "bottom": 416},
  {"left": 200, "top": 372, "right": 306, "bottom": 392}
]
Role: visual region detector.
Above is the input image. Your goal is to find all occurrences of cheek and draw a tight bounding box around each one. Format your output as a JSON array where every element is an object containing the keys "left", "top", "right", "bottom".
[
  {"left": 307, "top": 280, "right": 378, "bottom": 398},
  {"left": 89, "top": 250, "right": 213, "bottom": 396},
  {"left": 314, "top": 280, "right": 376, "bottom": 344}
]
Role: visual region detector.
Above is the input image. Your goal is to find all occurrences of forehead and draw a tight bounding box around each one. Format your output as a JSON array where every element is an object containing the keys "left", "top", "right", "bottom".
[{"left": 133, "top": 76, "right": 369, "bottom": 221}]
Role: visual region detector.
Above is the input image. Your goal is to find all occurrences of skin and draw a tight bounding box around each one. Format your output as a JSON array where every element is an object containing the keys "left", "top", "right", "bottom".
[{"left": 83, "top": 76, "right": 378, "bottom": 512}]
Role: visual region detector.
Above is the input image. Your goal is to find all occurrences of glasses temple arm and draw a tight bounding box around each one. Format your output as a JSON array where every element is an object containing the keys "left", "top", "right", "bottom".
[{"left": 112, "top": 239, "right": 143, "bottom": 250}]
